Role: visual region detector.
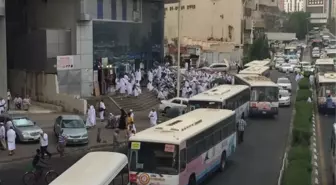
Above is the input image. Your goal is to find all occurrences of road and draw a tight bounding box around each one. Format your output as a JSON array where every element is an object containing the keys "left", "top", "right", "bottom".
[{"left": 0, "top": 70, "right": 295, "bottom": 185}]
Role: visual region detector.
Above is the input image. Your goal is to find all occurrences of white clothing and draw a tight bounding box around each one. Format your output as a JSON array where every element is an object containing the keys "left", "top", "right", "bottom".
[
  {"left": 6, "top": 121, "right": 13, "bottom": 130},
  {"left": 7, "top": 129, "right": 16, "bottom": 151},
  {"left": 148, "top": 111, "right": 158, "bottom": 127},
  {"left": 157, "top": 91, "right": 165, "bottom": 100},
  {"left": 133, "top": 87, "right": 139, "bottom": 97},
  {"left": 0, "top": 99, "right": 5, "bottom": 113},
  {"left": 127, "top": 82, "right": 133, "bottom": 95},
  {"left": 119, "top": 78, "right": 126, "bottom": 94},
  {"left": 135, "top": 70, "right": 142, "bottom": 82},
  {"left": 99, "top": 101, "right": 106, "bottom": 120},
  {"left": 7, "top": 91, "right": 11, "bottom": 100},
  {"left": 40, "top": 133, "right": 48, "bottom": 147},
  {"left": 86, "top": 105, "right": 96, "bottom": 127},
  {"left": 307, "top": 97, "right": 312, "bottom": 103},
  {"left": 148, "top": 71, "right": 153, "bottom": 82},
  {"left": 147, "top": 82, "right": 154, "bottom": 91}
]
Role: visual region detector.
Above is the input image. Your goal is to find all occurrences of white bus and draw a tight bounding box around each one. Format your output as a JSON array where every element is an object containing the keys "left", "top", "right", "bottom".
[
  {"left": 315, "top": 58, "right": 335, "bottom": 73},
  {"left": 243, "top": 60, "right": 271, "bottom": 69},
  {"left": 128, "top": 109, "right": 236, "bottom": 185},
  {"left": 49, "top": 152, "right": 129, "bottom": 185},
  {"left": 188, "top": 84, "right": 250, "bottom": 121},
  {"left": 316, "top": 72, "right": 336, "bottom": 114},
  {"left": 239, "top": 66, "right": 270, "bottom": 77},
  {"left": 234, "top": 74, "right": 279, "bottom": 117}
]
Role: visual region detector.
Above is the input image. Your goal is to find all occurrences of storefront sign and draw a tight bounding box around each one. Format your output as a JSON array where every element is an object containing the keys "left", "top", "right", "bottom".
[{"left": 56, "top": 55, "right": 74, "bottom": 70}]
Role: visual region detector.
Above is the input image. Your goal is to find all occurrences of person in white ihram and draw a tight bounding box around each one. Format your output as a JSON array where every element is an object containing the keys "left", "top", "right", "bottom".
[
  {"left": 99, "top": 100, "right": 106, "bottom": 121},
  {"left": 148, "top": 109, "right": 158, "bottom": 127},
  {"left": 86, "top": 105, "right": 96, "bottom": 127},
  {"left": 7, "top": 126, "right": 16, "bottom": 156}
]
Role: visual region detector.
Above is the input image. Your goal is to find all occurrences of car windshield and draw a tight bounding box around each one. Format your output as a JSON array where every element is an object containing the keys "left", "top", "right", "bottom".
[
  {"left": 13, "top": 118, "right": 34, "bottom": 127},
  {"left": 251, "top": 87, "right": 278, "bottom": 102},
  {"left": 279, "top": 90, "right": 290, "bottom": 97},
  {"left": 61, "top": 119, "right": 85, "bottom": 128},
  {"left": 301, "top": 63, "right": 310, "bottom": 66},
  {"left": 282, "top": 64, "right": 290, "bottom": 67},
  {"left": 327, "top": 53, "right": 336, "bottom": 58},
  {"left": 277, "top": 78, "right": 290, "bottom": 84},
  {"left": 129, "top": 142, "right": 179, "bottom": 175}
]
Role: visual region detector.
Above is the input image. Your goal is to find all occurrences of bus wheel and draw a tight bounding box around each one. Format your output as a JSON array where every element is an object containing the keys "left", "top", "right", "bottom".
[
  {"left": 188, "top": 174, "right": 196, "bottom": 185},
  {"left": 219, "top": 152, "right": 227, "bottom": 172}
]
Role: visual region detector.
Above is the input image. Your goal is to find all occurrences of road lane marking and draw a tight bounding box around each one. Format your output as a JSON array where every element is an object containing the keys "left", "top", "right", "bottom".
[{"left": 316, "top": 113, "right": 327, "bottom": 185}]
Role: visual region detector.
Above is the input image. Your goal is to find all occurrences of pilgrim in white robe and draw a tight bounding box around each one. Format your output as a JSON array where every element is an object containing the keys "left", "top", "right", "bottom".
[
  {"left": 182, "top": 87, "right": 187, "bottom": 98},
  {"left": 135, "top": 82, "right": 142, "bottom": 94},
  {"left": 148, "top": 110, "right": 158, "bottom": 127},
  {"left": 7, "top": 128, "right": 16, "bottom": 151},
  {"left": 133, "top": 87, "right": 140, "bottom": 97},
  {"left": 119, "top": 78, "right": 126, "bottom": 94},
  {"left": 147, "top": 82, "right": 154, "bottom": 91},
  {"left": 127, "top": 82, "right": 133, "bottom": 96},
  {"left": 99, "top": 101, "right": 105, "bottom": 120},
  {"left": 157, "top": 90, "right": 165, "bottom": 100},
  {"left": 148, "top": 71, "right": 153, "bottom": 82},
  {"left": 135, "top": 70, "right": 142, "bottom": 82},
  {"left": 86, "top": 105, "right": 96, "bottom": 127}
]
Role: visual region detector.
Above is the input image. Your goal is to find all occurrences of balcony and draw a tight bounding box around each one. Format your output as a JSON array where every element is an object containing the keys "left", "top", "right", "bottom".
[{"left": 0, "top": 0, "right": 4, "bottom": 17}]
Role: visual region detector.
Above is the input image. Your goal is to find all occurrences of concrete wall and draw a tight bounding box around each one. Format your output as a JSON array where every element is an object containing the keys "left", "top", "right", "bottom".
[
  {"left": 0, "top": 17, "right": 7, "bottom": 99},
  {"left": 164, "top": 0, "right": 242, "bottom": 45},
  {"left": 8, "top": 70, "right": 87, "bottom": 114}
]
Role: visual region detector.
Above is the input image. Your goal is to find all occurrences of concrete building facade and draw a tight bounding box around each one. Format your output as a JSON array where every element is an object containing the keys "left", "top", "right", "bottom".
[
  {"left": 164, "top": 0, "right": 243, "bottom": 45},
  {"left": 0, "top": 0, "right": 7, "bottom": 99},
  {"left": 3, "top": 0, "right": 164, "bottom": 113},
  {"left": 284, "top": 0, "right": 304, "bottom": 12}
]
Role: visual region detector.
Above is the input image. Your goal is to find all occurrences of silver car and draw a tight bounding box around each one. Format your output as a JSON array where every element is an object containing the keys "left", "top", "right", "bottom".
[
  {"left": 8, "top": 116, "right": 43, "bottom": 142},
  {"left": 53, "top": 115, "right": 89, "bottom": 145}
]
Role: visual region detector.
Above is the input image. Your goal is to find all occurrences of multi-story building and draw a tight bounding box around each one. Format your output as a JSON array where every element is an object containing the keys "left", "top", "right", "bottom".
[
  {"left": 164, "top": 0, "right": 243, "bottom": 46},
  {"left": 306, "top": 0, "right": 328, "bottom": 23},
  {"left": 284, "top": 0, "right": 304, "bottom": 12}
]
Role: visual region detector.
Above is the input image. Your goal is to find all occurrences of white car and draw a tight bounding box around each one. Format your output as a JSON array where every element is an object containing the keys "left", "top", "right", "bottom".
[
  {"left": 277, "top": 77, "right": 292, "bottom": 92},
  {"left": 159, "top": 97, "right": 189, "bottom": 113},
  {"left": 312, "top": 47, "right": 320, "bottom": 58},
  {"left": 278, "top": 89, "right": 291, "bottom": 107},
  {"left": 202, "top": 62, "right": 230, "bottom": 72},
  {"left": 279, "top": 63, "right": 294, "bottom": 73},
  {"left": 275, "top": 58, "right": 285, "bottom": 69}
]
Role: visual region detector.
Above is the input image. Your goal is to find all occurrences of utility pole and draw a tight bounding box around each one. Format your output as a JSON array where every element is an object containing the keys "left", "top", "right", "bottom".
[
  {"left": 176, "top": 0, "right": 181, "bottom": 97},
  {"left": 251, "top": 20, "right": 254, "bottom": 44}
]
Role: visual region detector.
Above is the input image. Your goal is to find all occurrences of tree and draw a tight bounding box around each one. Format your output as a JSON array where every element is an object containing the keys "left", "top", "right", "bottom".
[
  {"left": 244, "top": 35, "right": 270, "bottom": 65},
  {"left": 327, "top": 18, "right": 336, "bottom": 35},
  {"left": 283, "top": 12, "right": 311, "bottom": 40}
]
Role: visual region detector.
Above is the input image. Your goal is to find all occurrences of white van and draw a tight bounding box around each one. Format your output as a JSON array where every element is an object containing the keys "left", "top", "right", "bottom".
[{"left": 49, "top": 152, "right": 129, "bottom": 185}]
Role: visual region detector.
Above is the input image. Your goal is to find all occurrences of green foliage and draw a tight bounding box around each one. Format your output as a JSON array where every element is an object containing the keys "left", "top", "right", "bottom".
[
  {"left": 327, "top": 18, "right": 335, "bottom": 35},
  {"left": 282, "top": 85, "right": 312, "bottom": 185},
  {"left": 298, "top": 78, "right": 310, "bottom": 89},
  {"left": 296, "top": 89, "right": 311, "bottom": 102},
  {"left": 283, "top": 12, "right": 311, "bottom": 40},
  {"left": 246, "top": 36, "right": 271, "bottom": 63}
]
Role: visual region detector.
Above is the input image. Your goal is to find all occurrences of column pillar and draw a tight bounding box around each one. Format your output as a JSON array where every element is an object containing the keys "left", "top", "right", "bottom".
[
  {"left": 0, "top": 16, "right": 7, "bottom": 99},
  {"left": 76, "top": 20, "right": 93, "bottom": 97}
]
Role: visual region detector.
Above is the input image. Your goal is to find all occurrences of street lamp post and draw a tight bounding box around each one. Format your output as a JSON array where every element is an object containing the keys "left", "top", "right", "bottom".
[{"left": 176, "top": 0, "right": 181, "bottom": 97}]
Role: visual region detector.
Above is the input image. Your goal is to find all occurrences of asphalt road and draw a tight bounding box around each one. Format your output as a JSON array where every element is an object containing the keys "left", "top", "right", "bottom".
[{"left": 0, "top": 70, "right": 295, "bottom": 185}]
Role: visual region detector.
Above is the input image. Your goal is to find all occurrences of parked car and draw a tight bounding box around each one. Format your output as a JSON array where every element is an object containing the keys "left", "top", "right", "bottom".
[
  {"left": 202, "top": 61, "right": 230, "bottom": 72},
  {"left": 53, "top": 115, "right": 88, "bottom": 145},
  {"left": 278, "top": 89, "right": 291, "bottom": 107},
  {"left": 275, "top": 58, "right": 285, "bottom": 69},
  {"left": 312, "top": 47, "right": 321, "bottom": 58},
  {"left": 159, "top": 97, "right": 188, "bottom": 113},
  {"left": 279, "top": 63, "right": 294, "bottom": 73},
  {"left": 0, "top": 115, "right": 43, "bottom": 142},
  {"left": 294, "top": 61, "right": 311, "bottom": 73},
  {"left": 277, "top": 77, "right": 292, "bottom": 92}
]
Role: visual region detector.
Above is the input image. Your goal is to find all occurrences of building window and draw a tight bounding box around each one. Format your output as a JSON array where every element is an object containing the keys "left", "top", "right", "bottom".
[
  {"left": 181, "top": 5, "right": 185, "bottom": 10},
  {"left": 175, "top": 6, "right": 178, "bottom": 10},
  {"left": 133, "top": 0, "right": 138, "bottom": 11},
  {"left": 187, "top": 5, "right": 196, "bottom": 9},
  {"left": 170, "top": 7, "right": 173, "bottom": 10},
  {"left": 228, "top": 25, "right": 234, "bottom": 41}
]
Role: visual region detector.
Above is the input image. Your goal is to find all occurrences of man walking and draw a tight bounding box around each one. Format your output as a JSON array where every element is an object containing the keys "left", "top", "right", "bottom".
[
  {"left": 57, "top": 129, "right": 67, "bottom": 157},
  {"left": 39, "top": 131, "right": 51, "bottom": 159},
  {"left": 237, "top": 115, "right": 247, "bottom": 144}
]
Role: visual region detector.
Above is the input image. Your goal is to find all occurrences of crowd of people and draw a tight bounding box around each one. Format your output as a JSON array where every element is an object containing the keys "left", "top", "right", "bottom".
[{"left": 0, "top": 89, "right": 31, "bottom": 114}]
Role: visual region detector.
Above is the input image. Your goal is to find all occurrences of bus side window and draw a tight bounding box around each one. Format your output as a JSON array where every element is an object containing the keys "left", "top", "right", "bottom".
[
  {"left": 180, "top": 149, "right": 187, "bottom": 172},
  {"left": 110, "top": 165, "right": 129, "bottom": 185}
]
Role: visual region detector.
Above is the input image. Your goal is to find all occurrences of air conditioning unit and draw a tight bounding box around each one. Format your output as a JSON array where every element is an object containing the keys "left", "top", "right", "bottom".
[{"left": 133, "top": 11, "right": 140, "bottom": 22}]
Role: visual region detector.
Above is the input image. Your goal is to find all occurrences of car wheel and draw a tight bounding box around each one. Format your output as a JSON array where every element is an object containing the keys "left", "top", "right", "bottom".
[{"left": 164, "top": 107, "right": 170, "bottom": 113}]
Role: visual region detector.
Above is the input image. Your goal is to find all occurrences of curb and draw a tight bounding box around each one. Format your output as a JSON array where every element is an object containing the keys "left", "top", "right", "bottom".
[
  {"left": 311, "top": 89, "right": 320, "bottom": 184},
  {"left": 0, "top": 142, "right": 127, "bottom": 165}
]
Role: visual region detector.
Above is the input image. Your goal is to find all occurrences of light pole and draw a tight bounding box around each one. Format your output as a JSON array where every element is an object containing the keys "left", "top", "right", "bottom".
[{"left": 176, "top": 0, "right": 182, "bottom": 97}]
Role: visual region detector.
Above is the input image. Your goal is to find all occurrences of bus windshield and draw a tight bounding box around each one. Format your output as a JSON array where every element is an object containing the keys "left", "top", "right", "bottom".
[
  {"left": 251, "top": 87, "right": 278, "bottom": 102},
  {"left": 129, "top": 142, "right": 179, "bottom": 175},
  {"left": 316, "top": 65, "right": 335, "bottom": 72},
  {"left": 327, "top": 53, "right": 336, "bottom": 58},
  {"left": 284, "top": 48, "right": 296, "bottom": 55},
  {"left": 318, "top": 83, "right": 336, "bottom": 97},
  {"left": 188, "top": 101, "right": 222, "bottom": 110}
]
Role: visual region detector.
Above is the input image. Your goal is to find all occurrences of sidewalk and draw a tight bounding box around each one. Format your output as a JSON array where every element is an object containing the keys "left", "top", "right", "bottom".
[
  {"left": 0, "top": 110, "right": 151, "bottom": 164},
  {"left": 7, "top": 104, "right": 55, "bottom": 114}
]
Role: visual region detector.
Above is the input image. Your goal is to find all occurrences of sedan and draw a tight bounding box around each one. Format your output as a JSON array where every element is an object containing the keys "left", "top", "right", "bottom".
[
  {"left": 12, "top": 116, "right": 43, "bottom": 142},
  {"left": 159, "top": 97, "right": 188, "bottom": 113},
  {"left": 202, "top": 62, "right": 230, "bottom": 72},
  {"left": 277, "top": 77, "right": 292, "bottom": 92},
  {"left": 54, "top": 115, "right": 88, "bottom": 145},
  {"left": 279, "top": 63, "right": 294, "bottom": 73},
  {"left": 279, "top": 89, "right": 291, "bottom": 107}
]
